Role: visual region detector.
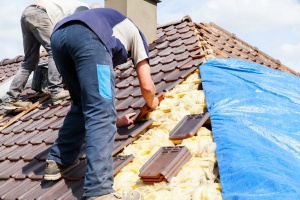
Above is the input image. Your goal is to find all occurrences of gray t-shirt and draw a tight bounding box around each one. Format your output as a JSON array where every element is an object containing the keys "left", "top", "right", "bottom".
[{"left": 41, "top": 0, "right": 88, "bottom": 25}]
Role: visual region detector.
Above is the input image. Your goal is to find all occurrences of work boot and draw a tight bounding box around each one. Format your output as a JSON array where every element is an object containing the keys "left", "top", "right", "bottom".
[
  {"left": 2, "top": 95, "right": 32, "bottom": 111},
  {"left": 86, "top": 191, "right": 141, "bottom": 200},
  {"left": 44, "top": 159, "right": 80, "bottom": 181},
  {"left": 51, "top": 89, "right": 70, "bottom": 105}
]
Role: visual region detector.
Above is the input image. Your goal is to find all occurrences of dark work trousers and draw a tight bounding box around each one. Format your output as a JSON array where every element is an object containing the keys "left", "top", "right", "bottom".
[
  {"left": 8, "top": 6, "right": 63, "bottom": 99},
  {"left": 48, "top": 22, "right": 117, "bottom": 197}
]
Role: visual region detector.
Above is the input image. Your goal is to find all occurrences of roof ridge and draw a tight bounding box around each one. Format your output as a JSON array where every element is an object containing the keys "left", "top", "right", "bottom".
[
  {"left": 201, "top": 22, "right": 298, "bottom": 76},
  {"left": 0, "top": 55, "right": 24, "bottom": 66},
  {"left": 0, "top": 51, "right": 49, "bottom": 66},
  {"left": 157, "top": 15, "right": 193, "bottom": 29}
]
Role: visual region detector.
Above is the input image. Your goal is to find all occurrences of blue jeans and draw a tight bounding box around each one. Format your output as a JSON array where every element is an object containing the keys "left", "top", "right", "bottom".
[
  {"left": 48, "top": 22, "right": 117, "bottom": 197},
  {"left": 8, "top": 6, "right": 63, "bottom": 98}
]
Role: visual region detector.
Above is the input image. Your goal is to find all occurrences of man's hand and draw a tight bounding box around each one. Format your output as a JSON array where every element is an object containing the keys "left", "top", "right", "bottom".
[
  {"left": 148, "top": 96, "right": 159, "bottom": 109},
  {"left": 116, "top": 113, "right": 136, "bottom": 127}
]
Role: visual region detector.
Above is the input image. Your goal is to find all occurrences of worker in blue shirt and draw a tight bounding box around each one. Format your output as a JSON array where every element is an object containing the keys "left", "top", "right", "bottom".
[{"left": 44, "top": 8, "right": 159, "bottom": 200}]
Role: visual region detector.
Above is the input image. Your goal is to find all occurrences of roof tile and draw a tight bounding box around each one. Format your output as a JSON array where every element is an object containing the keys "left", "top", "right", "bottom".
[
  {"left": 116, "top": 119, "right": 153, "bottom": 140},
  {"left": 113, "top": 155, "right": 135, "bottom": 175},
  {"left": 48, "top": 117, "right": 64, "bottom": 130},
  {"left": 139, "top": 146, "right": 192, "bottom": 183},
  {"left": 169, "top": 113, "right": 210, "bottom": 140},
  {"left": 3, "top": 131, "right": 27, "bottom": 147},
  {"left": 156, "top": 40, "right": 169, "bottom": 50}
]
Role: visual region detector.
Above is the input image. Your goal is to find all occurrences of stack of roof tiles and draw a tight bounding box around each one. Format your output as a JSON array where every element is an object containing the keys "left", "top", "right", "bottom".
[
  {"left": 139, "top": 146, "right": 192, "bottom": 184},
  {"left": 0, "top": 15, "right": 298, "bottom": 199}
]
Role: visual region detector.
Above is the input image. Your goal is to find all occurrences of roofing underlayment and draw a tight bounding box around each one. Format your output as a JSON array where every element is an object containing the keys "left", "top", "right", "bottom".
[{"left": 201, "top": 58, "right": 300, "bottom": 199}]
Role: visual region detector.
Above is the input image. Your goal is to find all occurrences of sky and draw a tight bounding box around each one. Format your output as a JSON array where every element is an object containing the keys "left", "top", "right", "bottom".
[{"left": 0, "top": 0, "right": 300, "bottom": 72}]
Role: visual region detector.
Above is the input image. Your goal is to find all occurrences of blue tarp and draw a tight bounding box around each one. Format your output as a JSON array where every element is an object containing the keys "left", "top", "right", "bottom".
[{"left": 200, "top": 58, "right": 300, "bottom": 200}]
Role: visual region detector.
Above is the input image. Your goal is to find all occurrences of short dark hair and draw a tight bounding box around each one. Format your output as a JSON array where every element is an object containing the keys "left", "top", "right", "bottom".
[{"left": 74, "top": 6, "right": 89, "bottom": 13}]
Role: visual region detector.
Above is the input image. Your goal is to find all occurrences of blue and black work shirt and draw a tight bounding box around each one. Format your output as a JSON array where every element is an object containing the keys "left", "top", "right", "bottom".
[{"left": 53, "top": 8, "right": 149, "bottom": 67}]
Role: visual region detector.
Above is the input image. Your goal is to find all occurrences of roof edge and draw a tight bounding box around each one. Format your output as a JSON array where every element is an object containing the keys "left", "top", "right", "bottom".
[{"left": 205, "top": 22, "right": 299, "bottom": 76}]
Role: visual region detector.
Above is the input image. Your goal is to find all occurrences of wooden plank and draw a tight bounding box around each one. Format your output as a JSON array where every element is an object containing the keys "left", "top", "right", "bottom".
[{"left": 0, "top": 94, "right": 50, "bottom": 132}]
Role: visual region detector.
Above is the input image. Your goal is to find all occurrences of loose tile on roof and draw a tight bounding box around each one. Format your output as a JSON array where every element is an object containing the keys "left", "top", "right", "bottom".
[
  {"left": 115, "top": 119, "right": 154, "bottom": 140},
  {"left": 169, "top": 112, "right": 210, "bottom": 140},
  {"left": 139, "top": 146, "right": 192, "bottom": 183},
  {"left": 113, "top": 155, "right": 135, "bottom": 175}
]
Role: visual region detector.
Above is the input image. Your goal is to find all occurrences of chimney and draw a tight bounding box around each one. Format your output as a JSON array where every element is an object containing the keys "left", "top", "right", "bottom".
[{"left": 105, "top": 0, "right": 161, "bottom": 44}]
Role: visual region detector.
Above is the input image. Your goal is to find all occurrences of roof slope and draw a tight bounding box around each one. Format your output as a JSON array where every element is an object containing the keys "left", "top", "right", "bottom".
[{"left": 0, "top": 16, "right": 298, "bottom": 199}]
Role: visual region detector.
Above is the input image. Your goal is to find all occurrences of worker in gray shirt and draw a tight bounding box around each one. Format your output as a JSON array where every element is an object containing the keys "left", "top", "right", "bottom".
[{"left": 3, "top": 0, "right": 92, "bottom": 110}]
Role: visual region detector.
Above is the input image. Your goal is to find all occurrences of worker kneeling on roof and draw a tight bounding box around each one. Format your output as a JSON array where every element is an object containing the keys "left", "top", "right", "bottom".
[
  {"left": 3, "top": 0, "right": 95, "bottom": 110},
  {"left": 44, "top": 7, "right": 159, "bottom": 200}
]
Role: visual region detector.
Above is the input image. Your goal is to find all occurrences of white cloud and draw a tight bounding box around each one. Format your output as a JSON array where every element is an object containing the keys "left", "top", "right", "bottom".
[
  {"left": 0, "top": 0, "right": 105, "bottom": 59},
  {"left": 279, "top": 43, "right": 300, "bottom": 72},
  {"left": 0, "top": 1, "right": 31, "bottom": 59},
  {"left": 158, "top": 0, "right": 300, "bottom": 72},
  {"left": 291, "top": 26, "right": 300, "bottom": 39},
  {"left": 183, "top": 0, "right": 300, "bottom": 32}
]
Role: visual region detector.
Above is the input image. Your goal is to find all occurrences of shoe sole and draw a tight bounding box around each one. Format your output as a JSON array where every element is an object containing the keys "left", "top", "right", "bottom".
[
  {"left": 44, "top": 172, "right": 62, "bottom": 181},
  {"left": 3, "top": 105, "right": 18, "bottom": 110},
  {"left": 44, "top": 159, "right": 80, "bottom": 181},
  {"left": 3, "top": 105, "right": 29, "bottom": 111}
]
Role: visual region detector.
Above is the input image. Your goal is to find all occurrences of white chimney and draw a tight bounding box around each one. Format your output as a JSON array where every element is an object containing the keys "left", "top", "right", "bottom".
[{"left": 105, "top": 0, "right": 161, "bottom": 44}]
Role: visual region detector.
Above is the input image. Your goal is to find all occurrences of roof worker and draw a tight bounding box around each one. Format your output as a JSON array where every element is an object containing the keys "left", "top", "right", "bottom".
[
  {"left": 3, "top": 0, "right": 96, "bottom": 111},
  {"left": 44, "top": 7, "right": 159, "bottom": 200},
  {"left": 89, "top": 2, "right": 102, "bottom": 9}
]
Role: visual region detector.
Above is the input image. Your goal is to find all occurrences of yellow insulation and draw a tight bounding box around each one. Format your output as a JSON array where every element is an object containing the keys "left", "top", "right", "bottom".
[{"left": 114, "top": 70, "right": 222, "bottom": 200}]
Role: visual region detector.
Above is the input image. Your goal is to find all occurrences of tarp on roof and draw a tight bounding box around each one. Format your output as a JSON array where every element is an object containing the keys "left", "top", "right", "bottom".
[{"left": 200, "top": 58, "right": 300, "bottom": 200}]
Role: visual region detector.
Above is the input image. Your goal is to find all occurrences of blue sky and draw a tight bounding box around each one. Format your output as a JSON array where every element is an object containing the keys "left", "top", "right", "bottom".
[{"left": 1, "top": 0, "right": 300, "bottom": 72}]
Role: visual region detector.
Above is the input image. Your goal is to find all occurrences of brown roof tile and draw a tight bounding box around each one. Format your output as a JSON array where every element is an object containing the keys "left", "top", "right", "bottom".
[
  {"left": 139, "top": 146, "right": 192, "bottom": 183},
  {"left": 113, "top": 155, "right": 135, "bottom": 175},
  {"left": 169, "top": 113, "right": 210, "bottom": 140},
  {"left": 116, "top": 119, "right": 154, "bottom": 140}
]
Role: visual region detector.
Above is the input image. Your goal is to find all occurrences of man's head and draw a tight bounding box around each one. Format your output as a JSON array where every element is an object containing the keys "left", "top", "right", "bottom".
[
  {"left": 74, "top": 6, "right": 89, "bottom": 13},
  {"left": 89, "top": 3, "right": 102, "bottom": 9}
]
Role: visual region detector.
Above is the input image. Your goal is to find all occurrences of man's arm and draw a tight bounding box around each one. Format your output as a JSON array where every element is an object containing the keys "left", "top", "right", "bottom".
[{"left": 136, "top": 59, "right": 159, "bottom": 109}]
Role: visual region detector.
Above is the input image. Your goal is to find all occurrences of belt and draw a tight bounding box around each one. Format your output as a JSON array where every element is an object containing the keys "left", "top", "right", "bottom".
[{"left": 29, "top": 5, "right": 47, "bottom": 12}]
